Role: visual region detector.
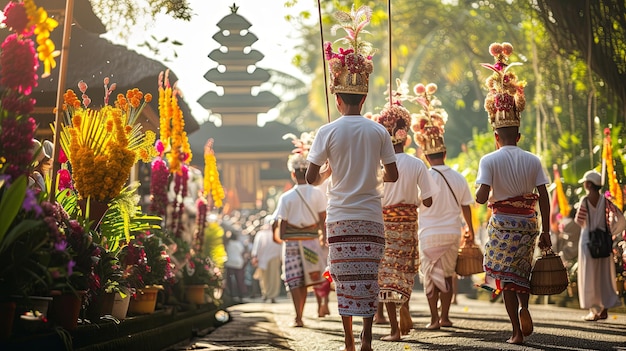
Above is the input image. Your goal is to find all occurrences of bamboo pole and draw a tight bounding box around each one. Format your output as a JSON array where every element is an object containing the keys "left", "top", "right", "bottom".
[
  {"left": 49, "top": 0, "right": 75, "bottom": 202},
  {"left": 317, "top": 0, "right": 330, "bottom": 124}
]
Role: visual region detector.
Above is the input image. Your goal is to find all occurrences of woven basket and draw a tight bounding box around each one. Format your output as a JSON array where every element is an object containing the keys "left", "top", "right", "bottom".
[
  {"left": 455, "top": 243, "right": 484, "bottom": 276},
  {"left": 530, "top": 250, "right": 569, "bottom": 295}
]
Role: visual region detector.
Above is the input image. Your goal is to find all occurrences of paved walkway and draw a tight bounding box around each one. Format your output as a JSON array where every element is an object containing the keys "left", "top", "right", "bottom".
[{"left": 167, "top": 290, "right": 626, "bottom": 351}]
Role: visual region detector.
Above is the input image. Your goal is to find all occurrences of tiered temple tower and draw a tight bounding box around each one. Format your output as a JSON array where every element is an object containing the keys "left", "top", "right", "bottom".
[
  {"left": 197, "top": 4, "right": 280, "bottom": 126},
  {"left": 191, "top": 4, "right": 298, "bottom": 210}
]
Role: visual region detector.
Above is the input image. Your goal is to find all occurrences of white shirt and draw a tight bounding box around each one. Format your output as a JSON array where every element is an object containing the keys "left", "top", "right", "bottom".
[
  {"left": 224, "top": 239, "right": 246, "bottom": 269},
  {"left": 382, "top": 153, "right": 437, "bottom": 207},
  {"left": 308, "top": 115, "right": 397, "bottom": 223},
  {"left": 419, "top": 165, "right": 474, "bottom": 236},
  {"left": 476, "top": 146, "right": 549, "bottom": 202},
  {"left": 275, "top": 184, "right": 326, "bottom": 227},
  {"left": 251, "top": 227, "right": 282, "bottom": 270}
]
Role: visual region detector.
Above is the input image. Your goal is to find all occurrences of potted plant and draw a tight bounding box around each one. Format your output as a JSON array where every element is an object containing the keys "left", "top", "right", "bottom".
[
  {"left": 120, "top": 231, "right": 175, "bottom": 315},
  {"left": 86, "top": 246, "right": 130, "bottom": 321},
  {"left": 182, "top": 255, "right": 223, "bottom": 305},
  {"left": 0, "top": 177, "right": 56, "bottom": 338}
]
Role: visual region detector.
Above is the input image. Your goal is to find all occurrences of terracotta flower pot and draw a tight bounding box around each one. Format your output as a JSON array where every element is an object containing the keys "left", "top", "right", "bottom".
[
  {"left": 128, "top": 286, "right": 161, "bottom": 315},
  {"left": 184, "top": 285, "right": 207, "bottom": 305},
  {"left": 48, "top": 291, "right": 86, "bottom": 330}
]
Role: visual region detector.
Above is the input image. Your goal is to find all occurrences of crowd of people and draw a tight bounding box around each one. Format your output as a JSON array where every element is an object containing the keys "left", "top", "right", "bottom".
[{"left": 211, "top": 11, "right": 626, "bottom": 351}]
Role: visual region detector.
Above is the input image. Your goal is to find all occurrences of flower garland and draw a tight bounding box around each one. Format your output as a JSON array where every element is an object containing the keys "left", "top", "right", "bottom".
[
  {"left": 59, "top": 80, "right": 155, "bottom": 202},
  {"left": 203, "top": 139, "right": 224, "bottom": 208}
]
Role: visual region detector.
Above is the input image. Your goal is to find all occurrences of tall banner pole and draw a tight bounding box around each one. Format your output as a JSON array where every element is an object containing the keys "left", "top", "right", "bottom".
[
  {"left": 49, "top": 0, "right": 75, "bottom": 201},
  {"left": 317, "top": 0, "right": 331, "bottom": 124},
  {"left": 388, "top": 0, "right": 392, "bottom": 104}
]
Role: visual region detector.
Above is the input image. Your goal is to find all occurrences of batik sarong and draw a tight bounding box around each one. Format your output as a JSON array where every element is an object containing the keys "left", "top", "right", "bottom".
[
  {"left": 328, "top": 220, "right": 385, "bottom": 317},
  {"left": 482, "top": 194, "right": 540, "bottom": 294},
  {"left": 378, "top": 204, "right": 418, "bottom": 304}
]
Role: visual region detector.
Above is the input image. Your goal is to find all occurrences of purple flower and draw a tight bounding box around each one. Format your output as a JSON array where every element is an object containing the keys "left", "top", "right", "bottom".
[
  {"left": 55, "top": 240, "right": 68, "bottom": 251},
  {"left": 67, "top": 260, "right": 76, "bottom": 276},
  {"left": 22, "top": 188, "right": 42, "bottom": 216}
]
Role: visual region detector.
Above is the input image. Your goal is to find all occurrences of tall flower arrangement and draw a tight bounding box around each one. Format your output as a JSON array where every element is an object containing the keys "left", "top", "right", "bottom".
[
  {"left": 154, "top": 70, "right": 192, "bottom": 237},
  {"left": 59, "top": 80, "right": 156, "bottom": 203},
  {"left": 203, "top": 139, "right": 224, "bottom": 209},
  {"left": 0, "top": 0, "right": 58, "bottom": 181}
]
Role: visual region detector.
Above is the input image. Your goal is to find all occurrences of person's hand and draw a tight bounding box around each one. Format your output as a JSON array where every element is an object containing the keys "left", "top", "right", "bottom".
[
  {"left": 538, "top": 232, "right": 552, "bottom": 250},
  {"left": 319, "top": 161, "right": 332, "bottom": 176}
]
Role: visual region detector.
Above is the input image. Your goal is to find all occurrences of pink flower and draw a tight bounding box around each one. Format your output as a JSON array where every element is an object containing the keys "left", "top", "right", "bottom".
[
  {"left": 414, "top": 84, "right": 426, "bottom": 95},
  {"left": 2, "top": 2, "right": 29, "bottom": 34},
  {"left": 58, "top": 169, "right": 73, "bottom": 190},
  {"left": 0, "top": 34, "right": 38, "bottom": 95},
  {"left": 59, "top": 148, "right": 68, "bottom": 163},
  {"left": 489, "top": 43, "right": 503, "bottom": 57},
  {"left": 501, "top": 42, "right": 513, "bottom": 56}
]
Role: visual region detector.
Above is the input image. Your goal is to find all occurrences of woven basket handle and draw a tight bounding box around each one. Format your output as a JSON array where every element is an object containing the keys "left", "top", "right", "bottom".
[{"left": 540, "top": 248, "right": 557, "bottom": 257}]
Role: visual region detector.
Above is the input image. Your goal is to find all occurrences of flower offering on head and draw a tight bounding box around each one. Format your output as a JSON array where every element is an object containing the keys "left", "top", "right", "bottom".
[
  {"left": 59, "top": 78, "right": 155, "bottom": 202},
  {"left": 480, "top": 42, "right": 526, "bottom": 129},
  {"left": 283, "top": 131, "right": 315, "bottom": 172},
  {"left": 373, "top": 78, "right": 411, "bottom": 146},
  {"left": 409, "top": 82, "right": 448, "bottom": 155},
  {"left": 325, "top": 4, "right": 375, "bottom": 95}
]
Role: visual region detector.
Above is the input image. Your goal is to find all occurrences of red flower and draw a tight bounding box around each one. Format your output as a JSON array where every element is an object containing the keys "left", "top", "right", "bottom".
[{"left": 0, "top": 34, "right": 38, "bottom": 95}]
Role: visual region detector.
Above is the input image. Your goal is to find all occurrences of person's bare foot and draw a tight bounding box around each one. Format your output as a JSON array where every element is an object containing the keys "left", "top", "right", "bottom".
[
  {"left": 506, "top": 335, "right": 524, "bottom": 344},
  {"left": 340, "top": 335, "right": 356, "bottom": 351},
  {"left": 425, "top": 321, "right": 440, "bottom": 330},
  {"left": 380, "top": 332, "right": 402, "bottom": 342},
  {"left": 439, "top": 319, "right": 453, "bottom": 327}
]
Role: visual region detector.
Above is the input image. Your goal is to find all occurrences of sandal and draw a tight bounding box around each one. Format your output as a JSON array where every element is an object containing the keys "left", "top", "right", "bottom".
[
  {"left": 598, "top": 309, "right": 608, "bottom": 320},
  {"left": 519, "top": 308, "right": 533, "bottom": 336}
]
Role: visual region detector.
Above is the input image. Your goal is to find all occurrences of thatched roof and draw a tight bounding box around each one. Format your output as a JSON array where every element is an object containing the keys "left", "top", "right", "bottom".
[{"left": 0, "top": 0, "right": 199, "bottom": 134}]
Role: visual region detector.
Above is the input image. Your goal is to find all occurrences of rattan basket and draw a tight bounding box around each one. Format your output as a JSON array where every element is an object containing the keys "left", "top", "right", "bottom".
[
  {"left": 455, "top": 243, "right": 484, "bottom": 276},
  {"left": 530, "top": 250, "right": 569, "bottom": 295}
]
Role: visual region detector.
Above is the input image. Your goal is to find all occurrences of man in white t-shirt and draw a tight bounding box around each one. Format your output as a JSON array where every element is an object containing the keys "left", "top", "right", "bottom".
[
  {"left": 419, "top": 151, "right": 474, "bottom": 330},
  {"left": 411, "top": 81, "right": 476, "bottom": 332},
  {"left": 475, "top": 41, "right": 551, "bottom": 345},
  {"left": 305, "top": 8, "right": 398, "bottom": 350}
]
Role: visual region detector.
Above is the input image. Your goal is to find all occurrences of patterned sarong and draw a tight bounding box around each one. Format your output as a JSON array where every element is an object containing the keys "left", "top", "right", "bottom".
[
  {"left": 283, "top": 239, "right": 323, "bottom": 290},
  {"left": 328, "top": 220, "right": 385, "bottom": 317},
  {"left": 482, "top": 194, "right": 539, "bottom": 294},
  {"left": 378, "top": 204, "right": 418, "bottom": 304}
]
